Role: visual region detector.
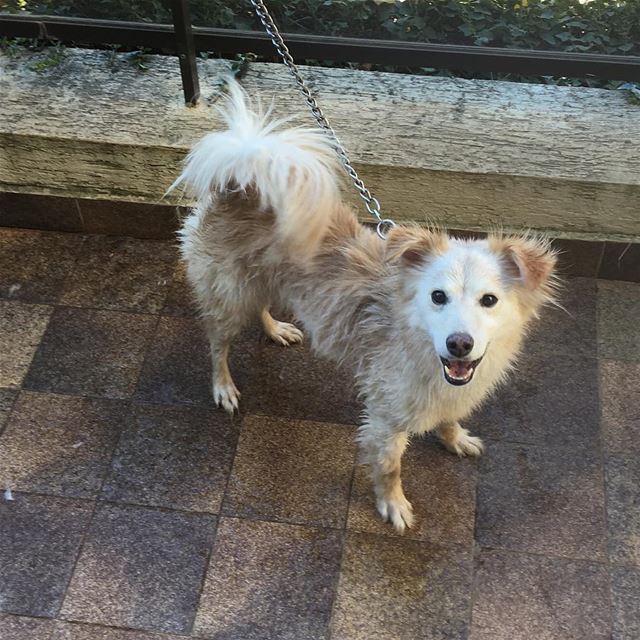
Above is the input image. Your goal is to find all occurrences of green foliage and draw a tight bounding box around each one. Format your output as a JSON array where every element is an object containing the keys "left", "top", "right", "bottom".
[
  {"left": 0, "top": 36, "right": 68, "bottom": 70},
  {"left": 0, "top": 35, "right": 28, "bottom": 56},
  {"left": 29, "top": 40, "right": 66, "bottom": 71},
  {"left": 2, "top": 0, "right": 638, "bottom": 86},
  {"left": 620, "top": 82, "right": 640, "bottom": 104},
  {"left": 125, "top": 47, "right": 151, "bottom": 70}
]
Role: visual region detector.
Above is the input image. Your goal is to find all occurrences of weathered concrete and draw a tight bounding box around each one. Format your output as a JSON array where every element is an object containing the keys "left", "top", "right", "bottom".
[{"left": 1, "top": 47, "right": 638, "bottom": 240}]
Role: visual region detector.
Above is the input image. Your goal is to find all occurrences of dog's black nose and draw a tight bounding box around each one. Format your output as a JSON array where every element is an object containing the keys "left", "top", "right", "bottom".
[{"left": 446, "top": 333, "right": 474, "bottom": 358}]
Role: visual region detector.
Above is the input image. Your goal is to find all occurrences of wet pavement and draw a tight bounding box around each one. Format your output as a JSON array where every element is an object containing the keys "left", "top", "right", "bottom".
[{"left": 0, "top": 227, "right": 638, "bottom": 640}]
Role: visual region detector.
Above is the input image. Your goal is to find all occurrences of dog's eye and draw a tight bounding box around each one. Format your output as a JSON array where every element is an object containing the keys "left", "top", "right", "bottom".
[
  {"left": 431, "top": 290, "right": 447, "bottom": 305},
  {"left": 480, "top": 294, "right": 498, "bottom": 308}
]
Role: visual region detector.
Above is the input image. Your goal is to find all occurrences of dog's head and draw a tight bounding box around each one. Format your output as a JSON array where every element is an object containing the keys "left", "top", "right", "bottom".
[{"left": 386, "top": 228, "right": 558, "bottom": 387}]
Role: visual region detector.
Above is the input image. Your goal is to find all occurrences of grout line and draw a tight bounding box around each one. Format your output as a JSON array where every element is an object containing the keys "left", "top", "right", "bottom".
[
  {"left": 54, "top": 496, "right": 100, "bottom": 619},
  {"left": 157, "top": 255, "right": 183, "bottom": 317},
  {"left": 216, "top": 411, "right": 245, "bottom": 519},
  {"left": 11, "top": 387, "right": 214, "bottom": 411},
  {"left": 0, "top": 386, "right": 22, "bottom": 440},
  {"left": 595, "top": 285, "right": 616, "bottom": 635},
  {"left": 609, "top": 558, "right": 640, "bottom": 571},
  {"left": 50, "top": 302, "right": 161, "bottom": 319},
  {"left": 594, "top": 241, "right": 606, "bottom": 280},
  {"left": 475, "top": 544, "right": 611, "bottom": 566},
  {"left": 186, "top": 409, "right": 247, "bottom": 635},
  {"left": 74, "top": 199, "right": 85, "bottom": 230},
  {"left": 97, "top": 497, "right": 218, "bottom": 519},
  {"left": 466, "top": 456, "right": 481, "bottom": 637},
  {"left": 52, "top": 616, "right": 193, "bottom": 638},
  {"left": 184, "top": 515, "right": 219, "bottom": 636},
  {"left": 49, "top": 227, "right": 91, "bottom": 306},
  {"left": 129, "top": 311, "right": 162, "bottom": 400},
  {"left": 479, "top": 435, "right": 604, "bottom": 454},
  {"left": 4, "top": 489, "right": 96, "bottom": 507},
  {"left": 10, "top": 304, "right": 56, "bottom": 399},
  {"left": 0, "top": 612, "right": 57, "bottom": 622},
  {"left": 54, "top": 396, "right": 138, "bottom": 616},
  {"left": 326, "top": 442, "right": 361, "bottom": 640},
  {"left": 4, "top": 488, "right": 219, "bottom": 519},
  {"left": 90, "top": 396, "right": 136, "bottom": 511}
]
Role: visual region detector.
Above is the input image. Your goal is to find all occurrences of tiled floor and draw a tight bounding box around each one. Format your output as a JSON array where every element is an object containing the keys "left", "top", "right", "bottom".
[{"left": 0, "top": 227, "right": 639, "bottom": 640}]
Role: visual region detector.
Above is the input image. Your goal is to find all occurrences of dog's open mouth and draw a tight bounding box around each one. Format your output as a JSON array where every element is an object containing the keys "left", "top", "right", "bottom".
[{"left": 439, "top": 356, "right": 484, "bottom": 386}]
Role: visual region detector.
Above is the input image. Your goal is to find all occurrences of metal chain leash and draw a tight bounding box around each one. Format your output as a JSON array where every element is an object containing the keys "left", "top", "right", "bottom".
[{"left": 249, "top": 0, "right": 396, "bottom": 239}]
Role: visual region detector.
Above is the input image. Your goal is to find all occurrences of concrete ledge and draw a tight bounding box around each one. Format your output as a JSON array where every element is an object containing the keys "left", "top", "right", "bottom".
[
  {"left": 2, "top": 190, "right": 640, "bottom": 282},
  {"left": 1, "top": 47, "right": 639, "bottom": 241}
]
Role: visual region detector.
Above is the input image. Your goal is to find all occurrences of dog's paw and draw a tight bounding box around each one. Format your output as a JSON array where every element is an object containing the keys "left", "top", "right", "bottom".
[
  {"left": 377, "top": 495, "right": 414, "bottom": 533},
  {"left": 443, "top": 428, "right": 484, "bottom": 457},
  {"left": 213, "top": 380, "right": 241, "bottom": 414},
  {"left": 266, "top": 320, "right": 304, "bottom": 347}
]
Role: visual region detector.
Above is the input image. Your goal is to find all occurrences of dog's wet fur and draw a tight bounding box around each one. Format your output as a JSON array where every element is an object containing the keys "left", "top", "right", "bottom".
[{"left": 173, "top": 81, "right": 558, "bottom": 532}]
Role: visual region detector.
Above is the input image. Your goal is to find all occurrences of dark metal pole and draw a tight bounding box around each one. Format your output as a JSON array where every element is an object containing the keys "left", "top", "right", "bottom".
[{"left": 170, "top": 0, "right": 200, "bottom": 106}]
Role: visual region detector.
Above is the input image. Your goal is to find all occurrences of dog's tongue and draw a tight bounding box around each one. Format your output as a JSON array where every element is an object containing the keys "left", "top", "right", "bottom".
[{"left": 449, "top": 360, "right": 473, "bottom": 376}]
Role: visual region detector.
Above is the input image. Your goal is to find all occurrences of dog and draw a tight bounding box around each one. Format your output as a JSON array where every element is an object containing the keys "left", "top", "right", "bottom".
[{"left": 173, "top": 80, "right": 558, "bottom": 532}]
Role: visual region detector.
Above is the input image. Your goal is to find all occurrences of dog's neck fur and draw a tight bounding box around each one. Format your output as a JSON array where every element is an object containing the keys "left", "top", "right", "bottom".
[{"left": 280, "top": 208, "right": 529, "bottom": 435}]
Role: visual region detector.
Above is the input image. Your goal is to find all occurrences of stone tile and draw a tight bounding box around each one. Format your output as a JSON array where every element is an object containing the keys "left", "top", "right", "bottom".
[
  {"left": 134, "top": 317, "right": 210, "bottom": 406},
  {"left": 0, "top": 229, "right": 84, "bottom": 303},
  {"left": 161, "top": 263, "right": 196, "bottom": 317},
  {"left": 552, "top": 238, "right": 604, "bottom": 279},
  {"left": 330, "top": 532, "right": 472, "bottom": 640},
  {"left": 0, "top": 494, "right": 93, "bottom": 617},
  {"left": 347, "top": 436, "right": 477, "bottom": 544},
  {"left": 102, "top": 404, "right": 238, "bottom": 512},
  {"left": 0, "top": 301, "right": 52, "bottom": 389},
  {"left": 598, "top": 280, "right": 640, "bottom": 362},
  {"left": 0, "top": 388, "right": 17, "bottom": 434},
  {"left": 599, "top": 241, "right": 640, "bottom": 283},
  {"left": 59, "top": 236, "right": 176, "bottom": 313},
  {"left": 606, "top": 454, "right": 640, "bottom": 567},
  {"left": 0, "top": 614, "right": 56, "bottom": 640},
  {"left": 135, "top": 317, "right": 259, "bottom": 407},
  {"left": 470, "top": 549, "right": 611, "bottom": 640},
  {"left": 223, "top": 415, "right": 355, "bottom": 528},
  {"left": 243, "top": 340, "right": 361, "bottom": 425},
  {"left": 468, "top": 350, "right": 599, "bottom": 450},
  {"left": 79, "top": 200, "right": 181, "bottom": 240},
  {"left": 611, "top": 566, "right": 640, "bottom": 640},
  {"left": 0, "top": 192, "right": 83, "bottom": 233},
  {"left": 526, "top": 277, "right": 597, "bottom": 360},
  {"left": 476, "top": 441, "right": 607, "bottom": 561},
  {"left": 0, "top": 392, "right": 127, "bottom": 499},
  {"left": 24, "top": 308, "right": 155, "bottom": 399},
  {"left": 60, "top": 503, "right": 215, "bottom": 634},
  {"left": 194, "top": 518, "right": 342, "bottom": 640},
  {"left": 52, "top": 620, "right": 185, "bottom": 640},
  {"left": 600, "top": 360, "right": 640, "bottom": 454}
]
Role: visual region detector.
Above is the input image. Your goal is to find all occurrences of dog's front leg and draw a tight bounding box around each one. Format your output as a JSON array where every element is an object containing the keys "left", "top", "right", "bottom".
[
  {"left": 437, "top": 422, "right": 484, "bottom": 457},
  {"left": 359, "top": 426, "right": 413, "bottom": 533}
]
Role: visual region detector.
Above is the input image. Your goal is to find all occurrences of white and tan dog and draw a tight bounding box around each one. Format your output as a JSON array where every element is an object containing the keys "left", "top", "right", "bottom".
[{"left": 174, "top": 81, "right": 557, "bottom": 532}]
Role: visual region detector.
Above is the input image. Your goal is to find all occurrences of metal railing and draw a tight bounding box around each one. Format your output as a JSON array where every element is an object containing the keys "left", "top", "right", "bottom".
[{"left": 1, "top": 0, "right": 639, "bottom": 105}]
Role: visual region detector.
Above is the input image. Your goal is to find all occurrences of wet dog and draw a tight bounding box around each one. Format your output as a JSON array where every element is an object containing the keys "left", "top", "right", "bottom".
[{"left": 173, "top": 81, "right": 557, "bottom": 532}]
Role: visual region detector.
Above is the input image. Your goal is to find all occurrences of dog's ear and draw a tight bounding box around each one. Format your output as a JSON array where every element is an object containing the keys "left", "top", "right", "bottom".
[
  {"left": 489, "top": 235, "right": 557, "bottom": 291},
  {"left": 385, "top": 227, "right": 447, "bottom": 267}
]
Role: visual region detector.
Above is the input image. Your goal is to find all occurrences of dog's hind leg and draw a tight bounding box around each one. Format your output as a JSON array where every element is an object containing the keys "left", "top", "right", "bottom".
[
  {"left": 437, "top": 422, "right": 484, "bottom": 457},
  {"left": 260, "top": 307, "right": 303, "bottom": 347},
  {"left": 202, "top": 315, "right": 242, "bottom": 414}
]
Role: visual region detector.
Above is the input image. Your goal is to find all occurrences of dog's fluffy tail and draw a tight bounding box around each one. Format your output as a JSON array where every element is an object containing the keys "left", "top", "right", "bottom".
[{"left": 170, "top": 79, "right": 343, "bottom": 253}]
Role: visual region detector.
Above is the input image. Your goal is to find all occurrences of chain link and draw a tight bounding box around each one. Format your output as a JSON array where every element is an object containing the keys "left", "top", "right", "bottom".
[{"left": 249, "top": 0, "right": 396, "bottom": 239}]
